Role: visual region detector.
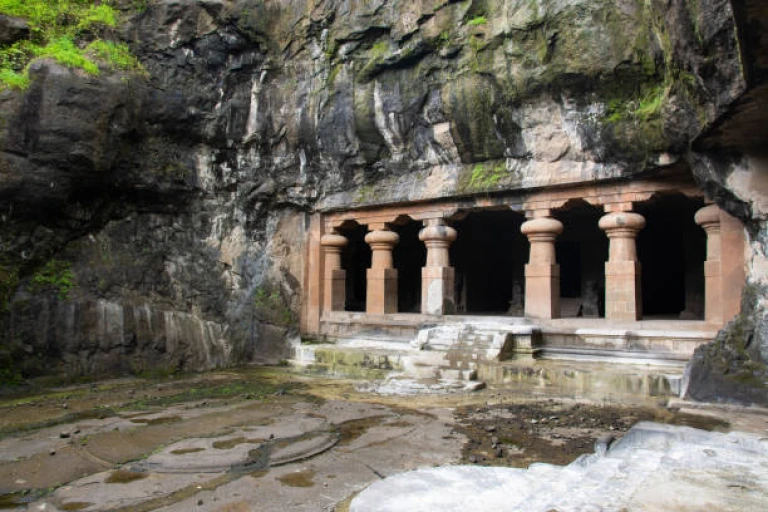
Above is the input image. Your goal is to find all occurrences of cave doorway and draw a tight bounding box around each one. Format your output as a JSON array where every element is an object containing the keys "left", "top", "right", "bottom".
[
  {"left": 636, "top": 194, "right": 706, "bottom": 319},
  {"left": 554, "top": 200, "right": 608, "bottom": 318},
  {"left": 337, "top": 221, "right": 371, "bottom": 312},
  {"left": 392, "top": 216, "right": 426, "bottom": 313},
  {"left": 450, "top": 209, "right": 528, "bottom": 314}
]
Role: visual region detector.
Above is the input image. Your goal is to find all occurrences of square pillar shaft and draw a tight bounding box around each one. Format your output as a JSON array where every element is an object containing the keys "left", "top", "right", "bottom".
[
  {"left": 524, "top": 264, "right": 560, "bottom": 318},
  {"left": 324, "top": 269, "right": 347, "bottom": 313},
  {"left": 605, "top": 261, "right": 642, "bottom": 321},
  {"left": 422, "top": 266, "right": 455, "bottom": 315},
  {"left": 366, "top": 268, "right": 398, "bottom": 314}
]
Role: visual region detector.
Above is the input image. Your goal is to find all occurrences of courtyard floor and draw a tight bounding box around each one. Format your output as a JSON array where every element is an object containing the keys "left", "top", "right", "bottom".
[{"left": 0, "top": 368, "right": 765, "bottom": 511}]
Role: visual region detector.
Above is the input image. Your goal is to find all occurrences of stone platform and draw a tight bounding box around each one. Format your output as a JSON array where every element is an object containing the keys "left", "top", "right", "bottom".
[{"left": 293, "top": 313, "right": 719, "bottom": 401}]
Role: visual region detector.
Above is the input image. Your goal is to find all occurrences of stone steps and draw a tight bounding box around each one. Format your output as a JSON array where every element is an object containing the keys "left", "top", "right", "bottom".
[{"left": 295, "top": 317, "right": 715, "bottom": 399}]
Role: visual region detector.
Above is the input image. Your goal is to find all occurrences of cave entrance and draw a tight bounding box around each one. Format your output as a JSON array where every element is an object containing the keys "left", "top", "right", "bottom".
[
  {"left": 450, "top": 209, "right": 528, "bottom": 314},
  {"left": 555, "top": 200, "right": 608, "bottom": 318},
  {"left": 636, "top": 194, "right": 706, "bottom": 319},
  {"left": 392, "top": 216, "right": 426, "bottom": 313},
  {"left": 337, "top": 221, "right": 370, "bottom": 312}
]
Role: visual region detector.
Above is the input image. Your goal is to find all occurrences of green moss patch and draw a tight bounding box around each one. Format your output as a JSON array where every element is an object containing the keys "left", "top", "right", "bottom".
[{"left": 0, "top": 0, "right": 144, "bottom": 90}]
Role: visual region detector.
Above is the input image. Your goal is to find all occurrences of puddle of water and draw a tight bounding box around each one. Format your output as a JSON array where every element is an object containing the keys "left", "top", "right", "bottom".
[
  {"left": 277, "top": 469, "right": 316, "bottom": 488},
  {"left": 130, "top": 415, "right": 181, "bottom": 426},
  {"left": 105, "top": 470, "right": 149, "bottom": 484},
  {"left": 654, "top": 409, "right": 730, "bottom": 431},
  {"left": 336, "top": 415, "right": 388, "bottom": 445},
  {"left": 212, "top": 437, "right": 265, "bottom": 450},
  {"left": 170, "top": 447, "right": 205, "bottom": 455},
  {"left": 0, "top": 492, "right": 25, "bottom": 510},
  {"left": 59, "top": 502, "right": 93, "bottom": 511}
]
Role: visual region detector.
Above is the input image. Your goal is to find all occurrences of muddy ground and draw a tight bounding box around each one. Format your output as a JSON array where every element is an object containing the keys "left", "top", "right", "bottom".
[{"left": 0, "top": 368, "right": 763, "bottom": 511}]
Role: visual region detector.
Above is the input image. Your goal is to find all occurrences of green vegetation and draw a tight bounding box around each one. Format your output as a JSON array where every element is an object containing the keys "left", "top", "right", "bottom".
[
  {"left": 28, "top": 259, "right": 75, "bottom": 300},
  {"left": 0, "top": 0, "right": 144, "bottom": 90},
  {"left": 370, "top": 41, "right": 389, "bottom": 58},
  {"left": 467, "top": 16, "right": 488, "bottom": 27},
  {"left": 253, "top": 286, "right": 294, "bottom": 327},
  {"left": 126, "top": 379, "right": 293, "bottom": 409},
  {"left": 606, "top": 82, "right": 670, "bottom": 124},
  {"left": 355, "top": 184, "right": 376, "bottom": 203},
  {"left": 465, "top": 161, "right": 507, "bottom": 191}
]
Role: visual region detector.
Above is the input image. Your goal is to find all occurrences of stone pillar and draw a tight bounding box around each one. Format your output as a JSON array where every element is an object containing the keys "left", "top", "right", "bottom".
[
  {"left": 365, "top": 228, "right": 399, "bottom": 314},
  {"left": 320, "top": 233, "right": 348, "bottom": 313},
  {"left": 599, "top": 211, "right": 645, "bottom": 321},
  {"left": 695, "top": 204, "right": 723, "bottom": 325},
  {"left": 419, "top": 219, "right": 458, "bottom": 315},
  {"left": 521, "top": 216, "right": 563, "bottom": 319}
]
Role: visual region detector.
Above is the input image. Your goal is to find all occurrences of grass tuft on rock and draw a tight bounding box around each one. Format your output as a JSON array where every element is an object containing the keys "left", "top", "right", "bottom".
[{"left": 0, "top": 0, "right": 144, "bottom": 89}]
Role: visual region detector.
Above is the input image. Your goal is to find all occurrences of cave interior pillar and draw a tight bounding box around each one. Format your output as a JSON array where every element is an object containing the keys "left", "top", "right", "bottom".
[
  {"left": 320, "top": 231, "right": 349, "bottom": 313},
  {"left": 599, "top": 208, "right": 646, "bottom": 321},
  {"left": 419, "top": 218, "right": 457, "bottom": 315},
  {"left": 521, "top": 209, "right": 563, "bottom": 319},
  {"left": 365, "top": 224, "right": 399, "bottom": 314},
  {"left": 695, "top": 204, "right": 725, "bottom": 325}
]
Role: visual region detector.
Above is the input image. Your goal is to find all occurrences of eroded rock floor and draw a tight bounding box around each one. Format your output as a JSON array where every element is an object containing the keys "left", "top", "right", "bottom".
[{"left": 0, "top": 368, "right": 766, "bottom": 511}]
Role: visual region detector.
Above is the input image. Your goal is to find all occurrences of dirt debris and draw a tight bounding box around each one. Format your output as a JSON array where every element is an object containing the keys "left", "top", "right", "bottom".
[{"left": 455, "top": 400, "right": 730, "bottom": 467}]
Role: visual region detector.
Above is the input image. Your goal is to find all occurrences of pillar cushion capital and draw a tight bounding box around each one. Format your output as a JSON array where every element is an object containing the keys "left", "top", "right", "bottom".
[
  {"left": 598, "top": 212, "right": 645, "bottom": 233},
  {"left": 418, "top": 225, "right": 457, "bottom": 243},
  {"left": 320, "top": 233, "right": 349, "bottom": 248},
  {"left": 365, "top": 229, "right": 399, "bottom": 246},
  {"left": 521, "top": 217, "right": 563, "bottom": 236},
  {"left": 694, "top": 204, "right": 721, "bottom": 229}
]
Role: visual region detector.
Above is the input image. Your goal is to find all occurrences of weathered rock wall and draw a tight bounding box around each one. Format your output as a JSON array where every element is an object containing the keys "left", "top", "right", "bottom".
[
  {"left": 685, "top": 154, "right": 768, "bottom": 405},
  {"left": 0, "top": 0, "right": 763, "bottom": 385}
]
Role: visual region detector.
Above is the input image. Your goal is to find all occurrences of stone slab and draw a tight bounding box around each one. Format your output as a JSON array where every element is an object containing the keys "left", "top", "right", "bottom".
[{"left": 351, "top": 422, "right": 768, "bottom": 512}]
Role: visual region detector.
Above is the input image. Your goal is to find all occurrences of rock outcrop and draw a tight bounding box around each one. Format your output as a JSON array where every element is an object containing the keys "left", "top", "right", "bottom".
[{"left": 0, "top": 0, "right": 764, "bottom": 398}]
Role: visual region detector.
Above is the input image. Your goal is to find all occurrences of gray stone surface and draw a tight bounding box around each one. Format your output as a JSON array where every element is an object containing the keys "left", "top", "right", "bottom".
[{"left": 350, "top": 422, "right": 768, "bottom": 512}]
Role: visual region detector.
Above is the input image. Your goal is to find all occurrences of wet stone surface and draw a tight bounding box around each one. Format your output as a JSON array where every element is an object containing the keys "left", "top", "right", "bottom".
[{"left": 0, "top": 368, "right": 763, "bottom": 511}]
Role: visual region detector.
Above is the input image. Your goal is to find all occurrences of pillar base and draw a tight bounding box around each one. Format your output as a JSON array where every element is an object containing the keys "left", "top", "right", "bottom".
[
  {"left": 366, "top": 268, "right": 398, "bottom": 314},
  {"left": 524, "top": 264, "right": 560, "bottom": 319},
  {"left": 605, "top": 261, "right": 642, "bottom": 321},
  {"left": 421, "top": 266, "right": 455, "bottom": 315}
]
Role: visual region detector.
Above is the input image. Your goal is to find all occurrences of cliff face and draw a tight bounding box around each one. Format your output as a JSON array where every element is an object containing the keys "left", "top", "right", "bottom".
[{"left": 0, "top": 0, "right": 764, "bottom": 398}]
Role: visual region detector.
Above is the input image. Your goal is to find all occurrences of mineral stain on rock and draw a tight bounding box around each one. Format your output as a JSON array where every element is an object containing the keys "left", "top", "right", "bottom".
[
  {"left": 105, "top": 470, "right": 149, "bottom": 484},
  {"left": 212, "top": 437, "right": 266, "bottom": 450},
  {"left": 59, "top": 502, "right": 93, "bottom": 511},
  {"left": 277, "top": 468, "right": 316, "bottom": 488},
  {"left": 170, "top": 447, "right": 205, "bottom": 455}
]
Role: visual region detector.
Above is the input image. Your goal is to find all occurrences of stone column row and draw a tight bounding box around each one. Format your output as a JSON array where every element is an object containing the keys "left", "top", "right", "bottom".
[
  {"left": 321, "top": 203, "right": 725, "bottom": 323},
  {"left": 522, "top": 204, "right": 724, "bottom": 323},
  {"left": 321, "top": 219, "right": 458, "bottom": 316}
]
